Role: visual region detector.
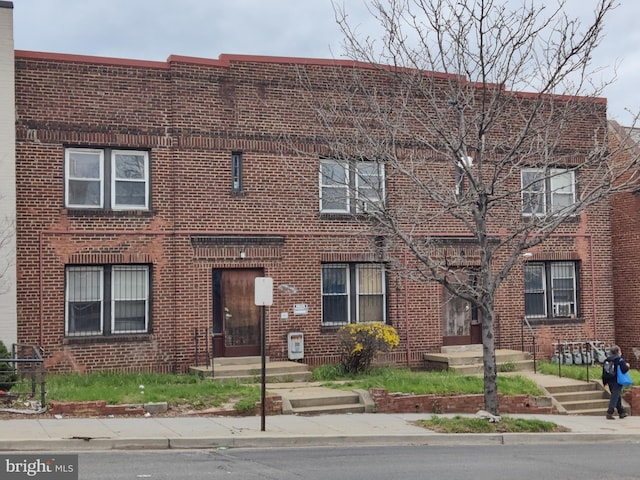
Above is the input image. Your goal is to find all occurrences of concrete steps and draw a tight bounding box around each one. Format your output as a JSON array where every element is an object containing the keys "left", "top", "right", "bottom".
[
  {"left": 286, "top": 390, "right": 368, "bottom": 415},
  {"left": 189, "top": 357, "right": 312, "bottom": 383},
  {"left": 424, "top": 346, "right": 535, "bottom": 375},
  {"left": 544, "top": 382, "right": 611, "bottom": 416}
]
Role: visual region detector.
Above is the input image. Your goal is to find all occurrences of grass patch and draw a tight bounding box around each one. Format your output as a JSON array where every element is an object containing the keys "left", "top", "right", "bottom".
[
  {"left": 537, "top": 361, "right": 640, "bottom": 385},
  {"left": 417, "top": 415, "right": 568, "bottom": 433},
  {"left": 312, "top": 366, "right": 543, "bottom": 396},
  {"left": 46, "top": 372, "right": 260, "bottom": 412}
]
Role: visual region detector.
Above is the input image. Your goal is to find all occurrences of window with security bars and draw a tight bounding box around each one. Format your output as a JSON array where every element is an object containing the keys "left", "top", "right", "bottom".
[
  {"left": 524, "top": 261, "right": 578, "bottom": 319},
  {"left": 321, "top": 263, "right": 386, "bottom": 325},
  {"left": 66, "top": 265, "right": 150, "bottom": 336}
]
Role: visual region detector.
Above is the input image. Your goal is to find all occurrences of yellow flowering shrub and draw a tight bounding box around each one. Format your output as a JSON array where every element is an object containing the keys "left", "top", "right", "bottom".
[{"left": 337, "top": 322, "right": 400, "bottom": 374}]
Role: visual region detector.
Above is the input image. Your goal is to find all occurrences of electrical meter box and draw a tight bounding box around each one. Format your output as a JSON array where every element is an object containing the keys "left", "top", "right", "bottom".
[{"left": 287, "top": 332, "right": 304, "bottom": 360}]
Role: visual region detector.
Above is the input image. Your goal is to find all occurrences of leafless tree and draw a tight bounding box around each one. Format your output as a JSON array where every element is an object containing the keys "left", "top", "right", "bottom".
[
  {"left": 0, "top": 210, "right": 14, "bottom": 296},
  {"left": 298, "top": 0, "right": 640, "bottom": 415}
]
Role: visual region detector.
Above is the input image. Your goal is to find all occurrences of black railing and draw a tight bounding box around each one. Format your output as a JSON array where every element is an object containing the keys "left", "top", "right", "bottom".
[
  {"left": 521, "top": 317, "right": 537, "bottom": 373},
  {"left": 0, "top": 344, "right": 46, "bottom": 414}
]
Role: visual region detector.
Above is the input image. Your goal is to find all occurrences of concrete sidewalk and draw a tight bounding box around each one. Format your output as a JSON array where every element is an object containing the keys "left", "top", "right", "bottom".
[
  {"left": 0, "top": 411, "right": 639, "bottom": 451},
  {"left": 2, "top": 370, "right": 639, "bottom": 451}
]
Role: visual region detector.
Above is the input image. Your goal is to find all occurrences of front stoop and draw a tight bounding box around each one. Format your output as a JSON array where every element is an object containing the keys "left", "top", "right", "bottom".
[
  {"left": 423, "top": 346, "right": 535, "bottom": 374},
  {"left": 189, "top": 357, "right": 312, "bottom": 383}
]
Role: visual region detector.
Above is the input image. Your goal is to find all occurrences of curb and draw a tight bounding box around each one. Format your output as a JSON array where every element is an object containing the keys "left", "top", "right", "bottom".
[{"left": 0, "top": 433, "right": 636, "bottom": 452}]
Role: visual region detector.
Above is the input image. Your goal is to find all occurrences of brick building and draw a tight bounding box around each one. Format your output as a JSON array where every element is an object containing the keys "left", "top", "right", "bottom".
[
  {"left": 609, "top": 120, "right": 640, "bottom": 368},
  {"left": 13, "top": 46, "right": 617, "bottom": 373}
]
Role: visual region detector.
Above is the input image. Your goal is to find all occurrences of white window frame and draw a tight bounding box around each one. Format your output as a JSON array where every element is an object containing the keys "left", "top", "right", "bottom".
[
  {"left": 320, "top": 159, "right": 385, "bottom": 214},
  {"left": 521, "top": 168, "right": 575, "bottom": 216},
  {"left": 64, "top": 147, "right": 149, "bottom": 211},
  {"left": 320, "top": 160, "right": 350, "bottom": 213},
  {"left": 65, "top": 148, "right": 105, "bottom": 209},
  {"left": 111, "top": 150, "right": 150, "bottom": 210}
]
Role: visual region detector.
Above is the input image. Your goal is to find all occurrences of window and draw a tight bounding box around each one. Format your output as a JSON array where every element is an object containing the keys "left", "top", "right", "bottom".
[
  {"left": 321, "top": 263, "right": 386, "bottom": 325},
  {"left": 521, "top": 168, "right": 575, "bottom": 215},
  {"left": 319, "top": 159, "right": 384, "bottom": 213},
  {"left": 65, "top": 148, "right": 149, "bottom": 210},
  {"left": 232, "top": 152, "right": 243, "bottom": 192},
  {"left": 65, "top": 265, "right": 150, "bottom": 336},
  {"left": 524, "top": 262, "right": 578, "bottom": 318}
]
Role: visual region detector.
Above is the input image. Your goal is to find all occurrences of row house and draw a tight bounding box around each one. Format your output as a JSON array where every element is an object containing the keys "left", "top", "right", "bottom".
[
  {"left": 12, "top": 45, "right": 616, "bottom": 373},
  {"left": 609, "top": 120, "right": 640, "bottom": 368}
]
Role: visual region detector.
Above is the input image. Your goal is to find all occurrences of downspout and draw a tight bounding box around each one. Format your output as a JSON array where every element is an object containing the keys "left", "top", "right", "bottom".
[
  {"left": 589, "top": 234, "right": 597, "bottom": 339},
  {"left": 39, "top": 231, "right": 44, "bottom": 347}
]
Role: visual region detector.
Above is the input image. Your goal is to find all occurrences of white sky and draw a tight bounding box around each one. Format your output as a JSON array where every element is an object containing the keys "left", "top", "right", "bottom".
[{"left": 10, "top": 0, "right": 640, "bottom": 124}]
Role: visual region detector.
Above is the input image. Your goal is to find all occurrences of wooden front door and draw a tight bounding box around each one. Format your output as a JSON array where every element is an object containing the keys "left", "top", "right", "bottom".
[
  {"left": 441, "top": 273, "right": 481, "bottom": 346},
  {"left": 442, "top": 289, "right": 472, "bottom": 346},
  {"left": 212, "top": 269, "right": 262, "bottom": 357}
]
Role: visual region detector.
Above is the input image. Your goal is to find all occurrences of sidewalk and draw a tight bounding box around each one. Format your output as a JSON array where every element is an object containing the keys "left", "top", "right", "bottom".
[
  {"left": 0, "top": 411, "right": 638, "bottom": 451},
  {"left": 2, "top": 370, "right": 639, "bottom": 451}
]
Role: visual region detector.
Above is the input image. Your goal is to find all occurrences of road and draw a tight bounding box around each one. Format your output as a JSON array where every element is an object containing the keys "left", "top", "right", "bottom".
[{"left": 72, "top": 444, "right": 637, "bottom": 479}]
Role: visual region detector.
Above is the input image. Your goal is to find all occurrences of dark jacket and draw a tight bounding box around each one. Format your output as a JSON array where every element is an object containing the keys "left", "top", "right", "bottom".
[{"left": 602, "top": 355, "right": 629, "bottom": 384}]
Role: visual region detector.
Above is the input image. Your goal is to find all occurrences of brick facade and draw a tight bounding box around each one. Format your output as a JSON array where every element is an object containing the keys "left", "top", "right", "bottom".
[
  {"left": 14, "top": 51, "right": 616, "bottom": 373},
  {"left": 609, "top": 121, "right": 640, "bottom": 368}
]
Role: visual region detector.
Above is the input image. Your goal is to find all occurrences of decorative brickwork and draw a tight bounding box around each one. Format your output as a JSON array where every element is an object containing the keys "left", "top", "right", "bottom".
[{"left": 13, "top": 51, "right": 615, "bottom": 373}]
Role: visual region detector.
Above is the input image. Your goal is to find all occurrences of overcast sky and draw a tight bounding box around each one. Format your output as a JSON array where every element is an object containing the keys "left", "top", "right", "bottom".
[{"left": 10, "top": 0, "right": 640, "bottom": 124}]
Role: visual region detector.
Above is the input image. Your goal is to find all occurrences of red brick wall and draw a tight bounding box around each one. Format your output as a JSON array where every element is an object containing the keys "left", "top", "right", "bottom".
[
  {"left": 14, "top": 52, "right": 615, "bottom": 373},
  {"left": 609, "top": 122, "right": 640, "bottom": 368},
  {"left": 369, "top": 389, "right": 556, "bottom": 414}
]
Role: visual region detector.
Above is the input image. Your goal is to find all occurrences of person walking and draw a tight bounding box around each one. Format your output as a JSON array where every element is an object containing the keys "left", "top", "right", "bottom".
[{"left": 602, "top": 345, "right": 630, "bottom": 419}]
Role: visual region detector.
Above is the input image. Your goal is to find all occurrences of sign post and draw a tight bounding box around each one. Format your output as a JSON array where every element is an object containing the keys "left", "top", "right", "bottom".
[{"left": 254, "top": 277, "right": 273, "bottom": 432}]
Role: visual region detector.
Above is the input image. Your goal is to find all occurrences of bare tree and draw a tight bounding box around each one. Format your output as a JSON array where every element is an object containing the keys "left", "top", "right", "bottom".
[
  {"left": 298, "top": 0, "right": 639, "bottom": 415},
  {"left": 0, "top": 210, "right": 14, "bottom": 296}
]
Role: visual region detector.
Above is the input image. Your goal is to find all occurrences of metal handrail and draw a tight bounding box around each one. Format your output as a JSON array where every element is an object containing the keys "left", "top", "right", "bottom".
[{"left": 521, "top": 317, "right": 537, "bottom": 373}]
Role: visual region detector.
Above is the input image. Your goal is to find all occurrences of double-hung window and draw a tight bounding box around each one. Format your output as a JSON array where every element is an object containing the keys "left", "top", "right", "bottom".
[
  {"left": 321, "top": 263, "right": 386, "bottom": 326},
  {"left": 521, "top": 168, "right": 575, "bottom": 215},
  {"left": 65, "top": 148, "right": 150, "bottom": 210},
  {"left": 320, "top": 159, "right": 384, "bottom": 213},
  {"left": 65, "top": 265, "right": 151, "bottom": 336},
  {"left": 524, "top": 262, "right": 578, "bottom": 319}
]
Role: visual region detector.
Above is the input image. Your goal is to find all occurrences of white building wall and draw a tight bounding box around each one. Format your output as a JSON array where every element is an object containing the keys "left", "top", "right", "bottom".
[{"left": 0, "top": 1, "right": 16, "bottom": 348}]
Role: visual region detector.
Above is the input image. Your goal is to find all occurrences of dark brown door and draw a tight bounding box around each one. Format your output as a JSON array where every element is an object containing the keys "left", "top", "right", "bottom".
[{"left": 213, "top": 269, "right": 262, "bottom": 357}]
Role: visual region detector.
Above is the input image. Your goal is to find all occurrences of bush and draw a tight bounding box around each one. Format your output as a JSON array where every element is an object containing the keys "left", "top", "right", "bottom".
[
  {"left": 0, "top": 340, "right": 17, "bottom": 392},
  {"left": 337, "top": 323, "right": 399, "bottom": 374}
]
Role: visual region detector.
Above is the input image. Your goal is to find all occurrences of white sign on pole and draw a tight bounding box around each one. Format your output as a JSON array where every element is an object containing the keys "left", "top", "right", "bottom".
[{"left": 255, "top": 277, "right": 274, "bottom": 306}]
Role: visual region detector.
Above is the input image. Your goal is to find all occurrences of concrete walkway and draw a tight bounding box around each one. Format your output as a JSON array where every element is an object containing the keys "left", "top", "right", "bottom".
[{"left": 0, "top": 371, "right": 638, "bottom": 451}]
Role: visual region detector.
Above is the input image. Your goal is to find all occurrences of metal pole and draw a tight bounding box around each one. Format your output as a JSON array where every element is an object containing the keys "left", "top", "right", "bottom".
[{"left": 261, "top": 305, "right": 266, "bottom": 431}]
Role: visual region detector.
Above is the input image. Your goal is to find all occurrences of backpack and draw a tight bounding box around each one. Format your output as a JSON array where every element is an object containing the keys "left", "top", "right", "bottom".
[{"left": 602, "top": 358, "right": 617, "bottom": 381}]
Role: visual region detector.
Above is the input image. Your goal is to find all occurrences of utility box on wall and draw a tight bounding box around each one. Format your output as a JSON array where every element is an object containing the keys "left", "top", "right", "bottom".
[{"left": 287, "top": 332, "right": 304, "bottom": 360}]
